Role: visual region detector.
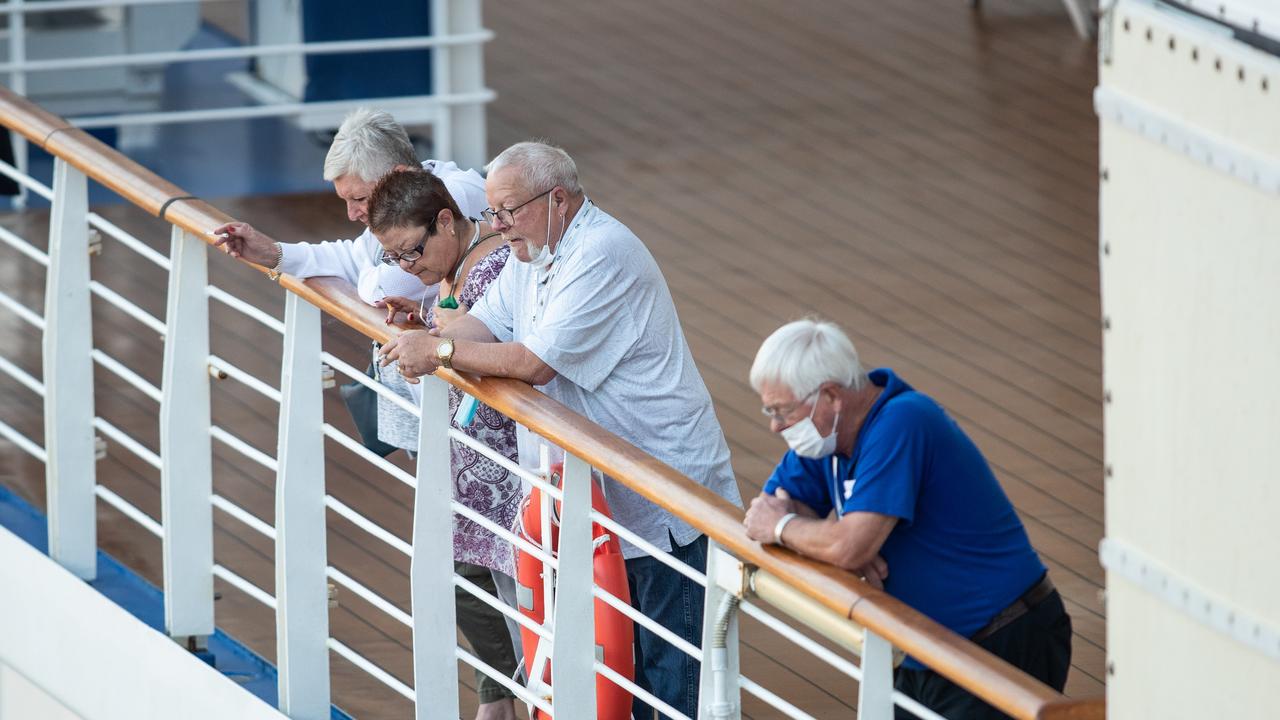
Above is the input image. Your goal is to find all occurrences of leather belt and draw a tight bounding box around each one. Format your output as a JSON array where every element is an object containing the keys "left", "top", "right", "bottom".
[{"left": 971, "top": 573, "right": 1056, "bottom": 643}]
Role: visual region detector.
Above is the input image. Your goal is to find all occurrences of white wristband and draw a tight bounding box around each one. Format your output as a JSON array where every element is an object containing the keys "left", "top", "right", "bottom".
[{"left": 773, "top": 512, "right": 798, "bottom": 547}]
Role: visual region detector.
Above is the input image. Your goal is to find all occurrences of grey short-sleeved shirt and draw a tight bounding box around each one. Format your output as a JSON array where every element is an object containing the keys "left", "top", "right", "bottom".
[{"left": 469, "top": 201, "right": 742, "bottom": 558}]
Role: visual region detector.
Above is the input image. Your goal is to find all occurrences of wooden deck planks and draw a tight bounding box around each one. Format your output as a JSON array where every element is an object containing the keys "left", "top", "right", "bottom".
[{"left": 0, "top": 0, "right": 1107, "bottom": 716}]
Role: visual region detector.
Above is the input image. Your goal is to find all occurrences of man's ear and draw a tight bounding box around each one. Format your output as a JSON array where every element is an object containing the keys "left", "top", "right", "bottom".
[{"left": 824, "top": 385, "right": 844, "bottom": 414}]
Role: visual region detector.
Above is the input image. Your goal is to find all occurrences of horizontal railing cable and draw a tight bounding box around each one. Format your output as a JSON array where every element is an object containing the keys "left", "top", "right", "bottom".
[
  {"left": 0, "top": 163, "right": 169, "bottom": 272},
  {"left": 326, "top": 566, "right": 411, "bottom": 628},
  {"left": 453, "top": 571, "right": 553, "bottom": 642},
  {"left": 0, "top": 32, "right": 495, "bottom": 74},
  {"left": 0, "top": 289, "right": 45, "bottom": 330},
  {"left": 739, "top": 599, "right": 861, "bottom": 680},
  {"left": 0, "top": 0, "right": 237, "bottom": 17},
  {"left": 320, "top": 422, "right": 559, "bottom": 566},
  {"left": 90, "top": 214, "right": 171, "bottom": 270},
  {"left": 738, "top": 677, "right": 815, "bottom": 720},
  {"left": 88, "top": 281, "right": 166, "bottom": 336},
  {"left": 0, "top": 225, "right": 48, "bottom": 266},
  {"left": 328, "top": 638, "right": 415, "bottom": 701},
  {"left": 892, "top": 692, "right": 951, "bottom": 720},
  {"left": 94, "top": 485, "right": 163, "bottom": 538},
  {"left": 591, "top": 510, "right": 707, "bottom": 587},
  {"left": 206, "top": 285, "right": 285, "bottom": 334},
  {"left": 594, "top": 661, "right": 690, "bottom": 720},
  {"left": 449, "top": 499, "right": 557, "bottom": 570},
  {"left": 0, "top": 159, "right": 53, "bottom": 200},
  {"left": 211, "top": 494, "right": 276, "bottom": 541},
  {"left": 0, "top": 419, "right": 46, "bottom": 462},
  {"left": 447, "top": 427, "right": 555, "bottom": 496},
  {"left": 458, "top": 646, "right": 555, "bottom": 716},
  {"left": 0, "top": 354, "right": 44, "bottom": 396},
  {"left": 593, "top": 585, "right": 702, "bottom": 662},
  {"left": 209, "top": 425, "right": 278, "bottom": 472},
  {"left": 323, "top": 495, "right": 413, "bottom": 558},
  {"left": 93, "top": 417, "right": 161, "bottom": 470},
  {"left": 321, "top": 352, "right": 417, "bottom": 415},
  {"left": 70, "top": 90, "right": 497, "bottom": 130},
  {"left": 209, "top": 355, "right": 282, "bottom": 403},
  {"left": 321, "top": 423, "right": 414, "bottom": 487},
  {"left": 212, "top": 564, "right": 276, "bottom": 609},
  {"left": 91, "top": 349, "right": 162, "bottom": 403}
]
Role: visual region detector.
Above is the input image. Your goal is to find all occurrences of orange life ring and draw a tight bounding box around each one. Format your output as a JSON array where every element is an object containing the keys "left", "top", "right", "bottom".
[{"left": 515, "top": 463, "right": 634, "bottom": 719}]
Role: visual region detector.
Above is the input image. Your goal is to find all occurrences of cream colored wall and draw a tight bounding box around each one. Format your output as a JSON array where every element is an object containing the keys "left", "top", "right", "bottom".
[
  {"left": 1101, "top": 1, "right": 1280, "bottom": 717},
  {"left": 0, "top": 528, "right": 289, "bottom": 720},
  {"left": 0, "top": 663, "right": 83, "bottom": 720}
]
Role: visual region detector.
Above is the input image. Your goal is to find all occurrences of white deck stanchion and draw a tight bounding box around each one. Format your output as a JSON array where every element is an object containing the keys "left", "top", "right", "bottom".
[
  {"left": 159, "top": 225, "right": 214, "bottom": 640},
  {"left": 43, "top": 158, "right": 96, "bottom": 579},
  {"left": 858, "top": 628, "right": 895, "bottom": 720},
  {"left": 550, "top": 452, "right": 598, "bottom": 719},
  {"left": 409, "top": 375, "right": 460, "bottom": 720},
  {"left": 274, "top": 293, "right": 331, "bottom": 719},
  {"left": 431, "top": 0, "right": 487, "bottom": 170},
  {"left": 698, "top": 541, "right": 742, "bottom": 720}
]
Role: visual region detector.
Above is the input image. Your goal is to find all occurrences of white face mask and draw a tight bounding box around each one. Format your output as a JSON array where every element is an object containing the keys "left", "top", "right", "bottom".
[
  {"left": 522, "top": 193, "right": 561, "bottom": 270},
  {"left": 780, "top": 392, "right": 840, "bottom": 459}
]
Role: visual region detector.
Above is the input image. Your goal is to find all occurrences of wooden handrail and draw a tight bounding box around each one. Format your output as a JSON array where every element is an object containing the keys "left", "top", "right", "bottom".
[{"left": 0, "top": 87, "right": 1102, "bottom": 720}]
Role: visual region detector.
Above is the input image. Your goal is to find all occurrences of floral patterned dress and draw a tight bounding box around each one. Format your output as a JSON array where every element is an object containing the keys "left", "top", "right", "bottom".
[{"left": 376, "top": 244, "right": 520, "bottom": 576}]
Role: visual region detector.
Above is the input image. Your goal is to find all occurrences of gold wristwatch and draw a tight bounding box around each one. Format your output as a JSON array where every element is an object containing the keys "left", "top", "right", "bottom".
[{"left": 436, "top": 338, "right": 456, "bottom": 370}]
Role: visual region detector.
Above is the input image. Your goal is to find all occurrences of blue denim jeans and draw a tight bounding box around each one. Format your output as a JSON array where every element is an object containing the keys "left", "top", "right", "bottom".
[{"left": 625, "top": 533, "right": 708, "bottom": 720}]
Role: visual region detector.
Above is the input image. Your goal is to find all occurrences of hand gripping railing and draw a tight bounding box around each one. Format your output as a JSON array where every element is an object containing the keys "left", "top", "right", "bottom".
[{"left": 0, "top": 86, "right": 1104, "bottom": 720}]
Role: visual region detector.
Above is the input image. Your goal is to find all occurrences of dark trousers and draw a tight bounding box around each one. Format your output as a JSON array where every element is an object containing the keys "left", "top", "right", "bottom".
[
  {"left": 455, "top": 561, "right": 518, "bottom": 704},
  {"left": 894, "top": 589, "right": 1072, "bottom": 719},
  {"left": 626, "top": 533, "right": 709, "bottom": 720}
]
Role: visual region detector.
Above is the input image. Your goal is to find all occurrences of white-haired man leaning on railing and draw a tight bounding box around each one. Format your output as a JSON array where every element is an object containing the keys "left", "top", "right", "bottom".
[
  {"left": 743, "top": 319, "right": 1072, "bottom": 719},
  {"left": 379, "top": 140, "right": 743, "bottom": 719}
]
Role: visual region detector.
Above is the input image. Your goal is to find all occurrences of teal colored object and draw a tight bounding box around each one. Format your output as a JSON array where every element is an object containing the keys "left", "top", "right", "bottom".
[{"left": 454, "top": 393, "right": 479, "bottom": 427}]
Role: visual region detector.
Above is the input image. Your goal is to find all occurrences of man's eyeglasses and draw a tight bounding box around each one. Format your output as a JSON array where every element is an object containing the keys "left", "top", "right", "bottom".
[
  {"left": 761, "top": 388, "right": 820, "bottom": 424},
  {"left": 380, "top": 224, "right": 433, "bottom": 266},
  {"left": 481, "top": 188, "right": 553, "bottom": 227}
]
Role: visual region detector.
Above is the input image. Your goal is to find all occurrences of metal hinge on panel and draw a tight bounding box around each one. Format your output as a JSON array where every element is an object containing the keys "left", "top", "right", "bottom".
[
  {"left": 320, "top": 363, "right": 336, "bottom": 390},
  {"left": 1100, "top": 537, "right": 1280, "bottom": 661},
  {"left": 87, "top": 228, "right": 103, "bottom": 256},
  {"left": 1099, "top": 0, "right": 1120, "bottom": 64},
  {"left": 711, "top": 547, "right": 747, "bottom": 599},
  {"left": 1095, "top": 85, "right": 1280, "bottom": 194},
  {"left": 93, "top": 435, "right": 107, "bottom": 460}
]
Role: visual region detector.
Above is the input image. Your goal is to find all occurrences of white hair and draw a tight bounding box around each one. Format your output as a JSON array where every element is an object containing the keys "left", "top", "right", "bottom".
[
  {"left": 323, "top": 108, "right": 418, "bottom": 182},
  {"left": 485, "top": 141, "right": 583, "bottom": 196},
  {"left": 749, "top": 319, "right": 867, "bottom": 397}
]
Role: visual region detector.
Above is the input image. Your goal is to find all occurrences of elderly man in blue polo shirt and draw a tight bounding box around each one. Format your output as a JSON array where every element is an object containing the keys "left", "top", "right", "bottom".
[{"left": 743, "top": 319, "right": 1071, "bottom": 720}]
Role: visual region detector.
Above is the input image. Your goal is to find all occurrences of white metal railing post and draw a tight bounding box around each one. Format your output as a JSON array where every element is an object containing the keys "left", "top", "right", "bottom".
[
  {"left": 549, "top": 452, "right": 597, "bottom": 719},
  {"left": 159, "top": 225, "right": 214, "bottom": 640},
  {"left": 410, "top": 374, "right": 460, "bottom": 720},
  {"left": 9, "top": 0, "right": 28, "bottom": 209},
  {"left": 275, "top": 292, "right": 331, "bottom": 719},
  {"left": 43, "top": 157, "right": 96, "bottom": 578},
  {"left": 431, "top": 0, "right": 487, "bottom": 170},
  {"left": 857, "top": 628, "right": 895, "bottom": 720},
  {"left": 698, "top": 541, "right": 742, "bottom": 720}
]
